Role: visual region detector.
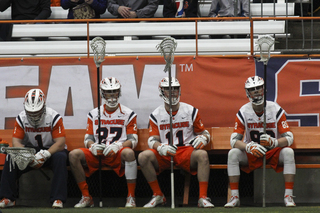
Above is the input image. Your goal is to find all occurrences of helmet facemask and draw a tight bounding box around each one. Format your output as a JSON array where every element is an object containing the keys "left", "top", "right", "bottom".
[
  {"left": 100, "top": 77, "right": 121, "bottom": 109},
  {"left": 24, "top": 89, "right": 46, "bottom": 128},
  {"left": 245, "top": 76, "right": 264, "bottom": 106},
  {"left": 101, "top": 89, "right": 121, "bottom": 108},
  {"left": 159, "top": 77, "right": 181, "bottom": 105}
]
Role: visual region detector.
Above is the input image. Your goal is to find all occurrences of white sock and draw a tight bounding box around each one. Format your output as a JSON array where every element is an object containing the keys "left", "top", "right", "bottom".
[
  {"left": 285, "top": 189, "right": 293, "bottom": 196},
  {"left": 231, "top": 189, "right": 239, "bottom": 197},
  {"left": 125, "top": 160, "right": 137, "bottom": 180}
]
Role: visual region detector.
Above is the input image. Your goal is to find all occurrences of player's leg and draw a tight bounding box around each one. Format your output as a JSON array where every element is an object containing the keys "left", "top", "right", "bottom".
[
  {"left": 279, "top": 147, "right": 296, "bottom": 207},
  {"left": 224, "top": 148, "right": 248, "bottom": 208},
  {"left": 69, "top": 149, "right": 94, "bottom": 208},
  {"left": 138, "top": 150, "right": 166, "bottom": 207},
  {"left": 190, "top": 149, "right": 214, "bottom": 208},
  {"left": 121, "top": 148, "right": 137, "bottom": 207},
  {"left": 50, "top": 150, "right": 68, "bottom": 208}
]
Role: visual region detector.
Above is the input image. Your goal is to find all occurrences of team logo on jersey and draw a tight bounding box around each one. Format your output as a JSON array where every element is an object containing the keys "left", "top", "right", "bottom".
[
  {"left": 95, "top": 119, "right": 125, "bottom": 125},
  {"left": 25, "top": 126, "right": 51, "bottom": 132},
  {"left": 160, "top": 121, "right": 189, "bottom": 130},
  {"left": 247, "top": 122, "right": 276, "bottom": 129}
]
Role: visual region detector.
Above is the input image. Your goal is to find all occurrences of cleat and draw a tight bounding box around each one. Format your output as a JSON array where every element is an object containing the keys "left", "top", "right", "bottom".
[
  {"left": 198, "top": 196, "right": 214, "bottom": 208},
  {"left": 284, "top": 195, "right": 296, "bottom": 207},
  {"left": 224, "top": 196, "right": 240, "bottom": 208},
  {"left": 143, "top": 194, "right": 166, "bottom": 208},
  {"left": 125, "top": 196, "right": 136, "bottom": 207},
  {"left": 52, "top": 200, "right": 63, "bottom": 208},
  {"left": 74, "top": 196, "right": 94, "bottom": 208},
  {"left": 0, "top": 198, "right": 15, "bottom": 208}
]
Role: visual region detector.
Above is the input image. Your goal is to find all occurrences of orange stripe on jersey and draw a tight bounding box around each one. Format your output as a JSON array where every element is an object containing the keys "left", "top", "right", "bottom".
[
  {"left": 149, "top": 119, "right": 160, "bottom": 137},
  {"left": 52, "top": 118, "right": 66, "bottom": 139},
  {"left": 233, "top": 116, "right": 245, "bottom": 135},
  {"left": 277, "top": 113, "right": 291, "bottom": 134},
  {"left": 193, "top": 112, "right": 206, "bottom": 133},
  {"left": 86, "top": 117, "right": 94, "bottom": 135},
  {"left": 12, "top": 121, "right": 25, "bottom": 139},
  {"left": 126, "top": 116, "right": 137, "bottom": 135}
]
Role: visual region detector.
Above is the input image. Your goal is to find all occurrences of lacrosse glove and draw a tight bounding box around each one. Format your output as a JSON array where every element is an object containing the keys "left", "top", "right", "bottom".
[
  {"left": 29, "top": 149, "right": 51, "bottom": 169},
  {"left": 103, "top": 141, "right": 123, "bottom": 157},
  {"left": 260, "top": 134, "right": 278, "bottom": 149},
  {"left": 245, "top": 141, "right": 267, "bottom": 158},
  {"left": 190, "top": 135, "right": 208, "bottom": 149},
  {"left": 89, "top": 143, "right": 106, "bottom": 156},
  {"left": 157, "top": 144, "right": 177, "bottom": 157}
]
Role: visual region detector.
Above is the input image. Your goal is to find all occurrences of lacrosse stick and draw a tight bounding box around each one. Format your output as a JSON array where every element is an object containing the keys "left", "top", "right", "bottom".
[
  {"left": 90, "top": 37, "right": 106, "bottom": 208},
  {"left": 157, "top": 37, "right": 177, "bottom": 209},
  {"left": 256, "top": 35, "right": 275, "bottom": 208},
  {"left": 4, "top": 147, "right": 51, "bottom": 180}
]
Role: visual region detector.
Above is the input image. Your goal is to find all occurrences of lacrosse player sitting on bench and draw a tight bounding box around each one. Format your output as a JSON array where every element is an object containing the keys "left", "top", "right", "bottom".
[
  {"left": 224, "top": 76, "right": 296, "bottom": 208},
  {"left": 69, "top": 77, "right": 138, "bottom": 208},
  {"left": 0, "top": 89, "right": 68, "bottom": 208},
  {"left": 138, "top": 77, "right": 214, "bottom": 208}
]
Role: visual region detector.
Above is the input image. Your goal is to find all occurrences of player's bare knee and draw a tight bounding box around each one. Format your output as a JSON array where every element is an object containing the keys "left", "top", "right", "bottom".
[
  {"left": 138, "top": 150, "right": 152, "bottom": 166},
  {"left": 122, "top": 148, "right": 135, "bottom": 161},
  {"left": 69, "top": 149, "right": 82, "bottom": 163}
]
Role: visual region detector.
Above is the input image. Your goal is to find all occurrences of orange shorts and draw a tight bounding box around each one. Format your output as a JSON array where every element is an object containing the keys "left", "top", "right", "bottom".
[
  {"left": 241, "top": 147, "right": 283, "bottom": 173},
  {"left": 150, "top": 146, "right": 197, "bottom": 175},
  {"left": 80, "top": 147, "right": 130, "bottom": 177}
]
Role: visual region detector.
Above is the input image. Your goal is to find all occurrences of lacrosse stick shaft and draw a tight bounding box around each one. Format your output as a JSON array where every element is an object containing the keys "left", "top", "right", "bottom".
[
  {"left": 262, "top": 63, "right": 267, "bottom": 208},
  {"left": 168, "top": 66, "right": 175, "bottom": 209},
  {"left": 39, "top": 168, "right": 50, "bottom": 181},
  {"left": 97, "top": 66, "right": 103, "bottom": 208}
]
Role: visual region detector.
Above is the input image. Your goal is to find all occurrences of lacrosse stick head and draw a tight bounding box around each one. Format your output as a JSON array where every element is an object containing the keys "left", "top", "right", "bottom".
[
  {"left": 255, "top": 35, "right": 275, "bottom": 65},
  {"left": 90, "top": 37, "right": 106, "bottom": 68},
  {"left": 5, "top": 147, "right": 35, "bottom": 170},
  {"left": 156, "top": 37, "right": 177, "bottom": 72}
]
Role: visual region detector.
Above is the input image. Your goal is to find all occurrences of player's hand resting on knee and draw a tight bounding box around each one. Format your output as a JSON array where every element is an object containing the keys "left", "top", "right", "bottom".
[
  {"left": 245, "top": 141, "right": 267, "bottom": 158},
  {"left": 157, "top": 144, "right": 177, "bottom": 157},
  {"left": 190, "top": 135, "right": 208, "bottom": 149},
  {"left": 260, "top": 134, "right": 278, "bottom": 149},
  {"left": 89, "top": 143, "right": 106, "bottom": 156},
  {"left": 29, "top": 150, "right": 51, "bottom": 169},
  {"left": 103, "top": 141, "right": 123, "bottom": 157}
]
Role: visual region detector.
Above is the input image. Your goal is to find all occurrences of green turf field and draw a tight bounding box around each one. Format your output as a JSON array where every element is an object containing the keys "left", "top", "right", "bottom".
[{"left": 2, "top": 206, "right": 320, "bottom": 213}]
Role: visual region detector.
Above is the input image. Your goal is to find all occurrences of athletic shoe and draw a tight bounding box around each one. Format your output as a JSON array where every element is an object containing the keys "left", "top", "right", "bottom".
[
  {"left": 52, "top": 200, "right": 63, "bottom": 208},
  {"left": 198, "top": 196, "right": 214, "bottom": 208},
  {"left": 74, "top": 196, "right": 94, "bottom": 208},
  {"left": 143, "top": 194, "right": 166, "bottom": 208},
  {"left": 125, "top": 196, "right": 136, "bottom": 207},
  {"left": 224, "top": 196, "right": 240, "bottom": 208},
  {"left": 0, "top": 198, "right": 15, "bottom": 208},
  {"left": 284, "top": 195, "right": 296, "bottom": 207}
]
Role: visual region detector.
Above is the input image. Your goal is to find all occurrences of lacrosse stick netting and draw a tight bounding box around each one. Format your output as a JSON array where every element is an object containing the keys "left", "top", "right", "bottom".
[
  {"left": 255, "top": 35, "right": 275, "bottom": 65},
  {"left": 5, "top": 147, "right": 35, "bottom": 171},
  {"left": 156, "top": 37, "right": 177, "bottom": 73},
  {"left": 90, "top": 37, "right": 106, "bottom": 68}
]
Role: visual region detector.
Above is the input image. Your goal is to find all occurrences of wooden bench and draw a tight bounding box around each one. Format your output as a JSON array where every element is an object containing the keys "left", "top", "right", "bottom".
[{"left": 1, "top": 126, "right": 320, "bottom": 205}]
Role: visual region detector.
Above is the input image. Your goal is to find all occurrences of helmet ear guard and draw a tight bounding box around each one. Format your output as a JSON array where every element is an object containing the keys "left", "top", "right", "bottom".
[
  {"left": 158, "top": 77, "right": 181, "bottom": 105},
  {"left": 245, "top": 76, "right": 264, "bottom": 105},
  {"left": 24, "top": 89, "right": 46, "bottom": 127},
  {"left": 100, "top": 77, "right": 121, "bottom": 108}
]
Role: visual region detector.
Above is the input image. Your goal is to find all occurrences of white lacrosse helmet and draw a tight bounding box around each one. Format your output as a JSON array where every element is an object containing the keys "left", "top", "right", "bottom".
[
  {"left": 245, "top": 76, "right": 264, "bottom": 105},
  {"left": 159, "top": 77, "right": 181, "bottom": 105},
  {"left": 24, "top": 89, "right": 46, "bottom": 127},
  {"left": 100, "top": 77, "right": 121, "bottom": 108}
]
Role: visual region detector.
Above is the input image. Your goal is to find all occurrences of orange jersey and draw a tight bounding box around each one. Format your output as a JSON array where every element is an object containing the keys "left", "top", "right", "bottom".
[
  {"left": 86, "top": 104, "right": 137, "bottom": 146},
  {"left": 13, "top": 107, "right": 66, "bottom": 149},
  {"left": 233, "top": 101, "right": 291, "bottom": 144},
  {"left": 149, "top": 102, "right": 205, "bottom": 146}
]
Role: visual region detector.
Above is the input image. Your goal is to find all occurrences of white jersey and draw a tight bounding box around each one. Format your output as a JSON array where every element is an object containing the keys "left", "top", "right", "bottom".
[
  {"left": 87, "top": 104, "right": 137, "bottom": 145},
  {"left": 14, "top": 107, "right": 66, "bottom": 149},
  {"left": 234, "top": 101, "right": 289, "bottom": 144},
  {"left": 149, "top": 102, "right": 205, "bottom": 146}
]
